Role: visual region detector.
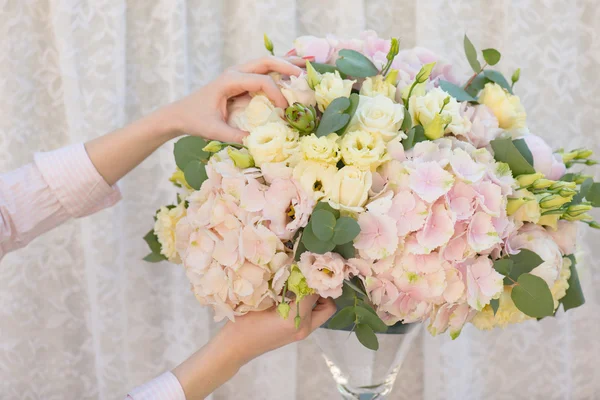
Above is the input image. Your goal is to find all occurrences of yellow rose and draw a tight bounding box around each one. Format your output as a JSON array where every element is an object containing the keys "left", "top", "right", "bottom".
[
  {"left": 243, "top": 122, "right": 299, "bottom": 167},
  {"left": 231, "top": 94, "right": 283, "bottom": 132},
  {"left": 299, "top": 133, "right": 340, "bottom": 165},
  {"left": 339, "top": 129, "right": 387, "bottom": 170},
  {"left": 350, "top": 95, "right": 405, "bottom": 142},
  {"left": 409, "top": 87, "right": 471, "bottom": 136},
  {"left": 479, "top": 82, "right": 527, "bottom": 130},
  {"left": 359, "top": 75, "right": 397, "bottom": 100},
  {"left": 314, "top": 71, "right": 355, "bottom": 112},
  {"left": 292, "top": 160, "right": 337, "bottom": 201},
  {"left": 154, "top": 202, "right": 186, "bottom": 263},
  {"left": 328, "top": 166, "right": 372, "bottom": 211}
]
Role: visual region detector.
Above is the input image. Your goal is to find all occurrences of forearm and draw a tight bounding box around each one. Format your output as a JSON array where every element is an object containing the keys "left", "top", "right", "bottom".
[{"left": 85, "top": 104, "right": 182, "bottom": 186}]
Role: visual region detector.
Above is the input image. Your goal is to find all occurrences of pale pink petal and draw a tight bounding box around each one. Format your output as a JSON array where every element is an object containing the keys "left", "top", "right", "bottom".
[
  {"left": 416, "top": 202, "right": 455, "bottom": 252},
  {"left": 240, "top": 179, "right": 267, "bottom": 212},
  {"left": 450, "top": 148, "right": 486, "bottom": 183},
  {"left": 475, "top": 181, "right": 503, "bottom": 217},
  {"left": 409, "top": 161, "right": 455, "bottom": 203},
  {"left": 467, "top": 212, "right": 502, "bottom": 253},
  {"left": 446, "top": 181, "right": 477, "bottom": 220},
  {"left": 389, "top": 190, "right": 428, "bottom": 236},
  {"left": 355, "top": 212, "right": 399, "bottom": 260}
]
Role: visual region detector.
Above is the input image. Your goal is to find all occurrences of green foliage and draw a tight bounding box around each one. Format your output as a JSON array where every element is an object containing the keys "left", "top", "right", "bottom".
[
  {"left": 513, "top": 138, "right": 535, "bottom": 166},
  {"left": 355, "top": 306, "right": 388, "bottom": 333},
  {"left": 328, "top": 306, "right": 356, "bottom": 330},
  {"left": 300, "top": 202, "right": 360, "bottom": 257},
  {"left": 143, "top": 229, "right": 167, "bottom": 263},
  {"left": 334, "top": 242, "right": 356, "bottom": 259},
  {"left": 585, "top": 182, "right": 600, "bottom": 207},
  {"left": 355, "top": 323, "right": 379, "bottom": 350},
  {"left": 403, "top": 125, "right": 427, "bottom": 151},
  {"left": 464, "top": 74, "right": 488, "bottom": 97},
  {"left": 493, "top": 259, "right": 513, "bottom": 276},
  {"left": 505, "top": 249, "right": 544, "bottom": 284},
  {"left": 400, "top": 107, "right": 412, "bottom": 132},
  {"left": 183, "top": 160, "right": 208, "bottom": 190},
  {"left": 571, "top": 178, "right": 593, "bottom": 205},
  {"left": 143, "top": 252, "right": 166, "bottom": 263},
  {"left": 314, "top": 201, "right": 340, "bottom": 219},
  {"left": 301, "top": 221, "right": 336, "bottom": 254},
  {"left": 511, "top": 273, "right": 555, "bottom": 318},
  {"left": 439, "top": 80, "right": 477, "bottom": 102},
  {"left": 490, "top": 138, "right": 536, "bottom": 176},
  {"left": 336, "top": 49, "right": 379, "bottom": 77},
  {"left": 482, "top": 48, "right": 501, "bottom": 66},
  {"left": 310, "top": 209, "right": 337, "bottom": 241},
  {"left": 560, "top": 255, "right": 586, "bottom": 311},
  {"left": 332, "top": 217, "right": 360, "bottom": 245},
  {"left": 174, "top": 136, "right": 209, "bottom": 171},
  {"left": 415, "top": 62, "right": 436, "bottom": 84},
  {"left": 463, "top": 34, "right": 481, "bottom": 72},
  {"left": 483, "top": 70, "right": 513, "bottom": 94},
  {"left": 311, "top": 62, "right": 342, "bottom": 76},
  {"left": 316, "top": 97, "right": 351, "bottom": 137},
  {"left": 490, "top": 298, "right": 500, "bottom": 315},
  {"left": 338, "top": 93, "right": 360, "bottom": 135}
]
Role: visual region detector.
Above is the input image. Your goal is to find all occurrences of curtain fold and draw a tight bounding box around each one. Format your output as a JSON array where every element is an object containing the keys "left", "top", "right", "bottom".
[{"left": 1, "top": 1, "right": 599, "bottom": 399}]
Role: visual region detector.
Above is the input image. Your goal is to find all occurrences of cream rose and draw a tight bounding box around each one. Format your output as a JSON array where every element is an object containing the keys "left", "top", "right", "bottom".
[
  {"left": 230, "top": 94, "right": 283, "bottom": 132},
  {"left": 154, "top": 202, "right": 187, "bottom": 263},
  {"left": 409, "top": 87, "right": 471, "bottom": 136},
  {"left": 243, "top": 122, "right": 299, "bottom": 167},
  {"left": 360, "top": 75, "right": 397, "bottom": 100},
  {"left": 292, "top": 160, "right": 337, "bottom": 201},
  {"left": 328, "top": 166, "right": 372, "bottom": 211},
  {"left": 350, "top": 95, "right": 405, "bottom": 142},
  {"left": 280, "top": 74, "right": 316, "bottom": 107},
  {"left": 339, "top": 129, "right": 387, "bottom": 170},
  {"left": 314, "top": 71, "right": 355, "bottom": 112},
  {"left": 299, "top": 133, "right": 341, "bottom": 165},
  {"left": 478, "top": 82, "right": 526, "bottom": 130}
]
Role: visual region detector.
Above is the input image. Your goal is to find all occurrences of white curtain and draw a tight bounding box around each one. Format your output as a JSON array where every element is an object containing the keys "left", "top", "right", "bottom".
[{"left": 1, "top": 1, "right": 599, "bottom": 399}]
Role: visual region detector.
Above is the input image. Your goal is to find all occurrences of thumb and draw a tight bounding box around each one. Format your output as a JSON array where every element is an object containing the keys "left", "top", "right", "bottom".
[
  {"left": 211, "top": 120, "right": 249, "bottom": 143},
  {"left": 310, "top": 297, "right": 337, "bottom": 331}
]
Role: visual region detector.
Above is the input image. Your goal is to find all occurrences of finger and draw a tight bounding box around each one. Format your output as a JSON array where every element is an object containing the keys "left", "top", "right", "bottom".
[
  {"left": 310, "top": 297, "right": 336, "bottom": 331},
  {"left": 226, "top": 73, "right": 288, "bottom": 108},
  {"left": 209, "top": 120, "right": 249, "bottom": 143},
  {"left": 236, "top": 56, "right": 303, "bottom": 77},
  {"left": 298, "top": 294, "right": 320, "bottom": 316},
  {"left": 284, "top": 56, "right": 308, "bottom": 68}
]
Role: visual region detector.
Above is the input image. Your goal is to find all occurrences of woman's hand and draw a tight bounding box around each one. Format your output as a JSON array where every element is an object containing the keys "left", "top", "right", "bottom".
[
  {"left": 169, "top": 56, "right": 304, "bottom": 143},
  {"left": 172, "top": 295, "right": 336, "bottom": 400}
]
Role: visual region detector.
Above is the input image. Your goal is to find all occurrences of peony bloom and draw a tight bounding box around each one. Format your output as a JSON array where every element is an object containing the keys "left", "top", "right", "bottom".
[
  {"left": 409, "top": 87, "right": 471, "bottom": 136},
  {"left": 262, "top": 178, "right": 315, "bottom": 240},
  {"left": 299, "top": 133, "right": 341, "bottom": 165},
  {"left": 294, "top": 35, "right": 333, "bottom": 63},
  {"left": 350, "top": 95, "right": 405, "bottom": 142},
  {"left": 328, "top": 166, "right": 373, "bottom": 211},
  {"left": 360, "top": 75, "right": 397, "bottom": 100},
  {"left": 478, "top": 82, "right": 526, "bottom": 131},
  {"left": 522, "top": 134, "right": 567, "bottom": 180},
  {"left": 314, "top": 71, "right": 355, "bottom": 112},
  {"left": 244, "top": 121, "right": 300, "bottom": 167},
  {"left": 459, "top": 103, "right": 503, "bottom": 148},
  {"left": 546, "top": 220, "right": 578, "bottom": 255},
  {"left": 280, "top": 74, "right": 316, "bottom": 107},
  {"left": 154, "top": 202, "right": 187, "bottom": 263},
  {"left": 292, "top": 160, "right": 337, "bottom": 201},
  {"left": 299, "top": 252, "right": 346, "bottom": 298},
  {"left": 339, "top": 129, "right": 387, "bottom": 170}
]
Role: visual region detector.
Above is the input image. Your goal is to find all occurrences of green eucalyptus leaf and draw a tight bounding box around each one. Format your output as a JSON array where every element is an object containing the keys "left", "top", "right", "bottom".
[
  {"left": 310, "top": 209, "right": 337, "bottom": 241},
  {"left": 311, "top": 62, "right": 344, "bottom": 77},
  {"left": 355, "top": 323, "right": 379, "bottom": 350},
  {"left": 336, "top": 49, "right": 379, "bottom": 78},
  {"left": 400, "top": 107, "right": 412, "bottom": 132},
  {"left": 344, "top": 279, "right": 367, "bottom": 297},
  {"left": 490, "top": 138, "right": 535, "bottom": 176},
  {"left": 511, "top": 273, "right": 555, "bottom": 318},
  {"left": 513, "top": 139, "right": 535, "bottom": 166},
  {"left": 571, "top": 178, "right": 593, "bottom": 205},
  {"left": 561, "top": 255, "right": 585, "bottom": 311},
  {"left": 463, "top": 34, "right": 481, "bottom": 72},
  {"left": 439, "top": 80, "right": 477, "bottom": 102},
  {"left": 493, "top": 259, "right": 513, "bottom": 276},
  {"left": 506, "top": 249, "right": 544, "bottom": 283},
  {"left": 316, "top": 97, "right": 351, "bottom": 137},
  {"left": 314, "top": 201, "right": 341, "bottom": 219},
  {"left": 183, "top": 160, "right": 208, "bottom": 190},
  {"left": 334, "top": 242, "right": 356, "bottom": 259},
  {"left": 143, "top": 252, "right": 167, "bottom": 263},
  {"left": 490, "top": 298, "right": 500, "bottom": 315},
  {"left": 328, "top": 306, "right": 356, "bottom": 330},
  {"left": 355, "top": 306, "right": 388, "bottom": 333},
  {"left": 143, "top": 229, "right": 162, "bottom": 255},
  {"left": 560, "top": 173, "right": 576, "bottom": 182},
  {"left": 174, "top": 136, "right": 209, "bottom": 171},
  {"left": 332, "top": 217, "right": 360, "bottom": 245},
  {"left": 483, "top": 70, "right": 513, "bottom": 94},
  {"left": 403, "top": 127, "right": 416, "bottom": 151},
  {"left": 338, "top": 93, "right": 360, "bottom": 135},
  {"left": 413, "top": 125, "right": 428, "bottom": 144},
  {"left": 585, "top": 182, "right": 600, "bottom": 207},
  {"left": 482, "top": 48, "right": 501, "bottom": 66},
  {"left": 301, "top": 222, "right": 336, "bottom": 254},
  {"left": 464, "top": 74, "right": 488, "bottom": 97}
]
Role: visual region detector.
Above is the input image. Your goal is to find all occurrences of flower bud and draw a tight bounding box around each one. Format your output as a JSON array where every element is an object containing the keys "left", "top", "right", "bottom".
[
  {"left": 294, "top": 315, "right": 301, "bottom": 330},
  {"left": 305, "top": 61, "right": 322, "bottom": 90},
  {"left": 549, "top": 181, "right": 577, "bottom": 190},
  {"left": 227, "top": 147, "right": 255, "bottom": 169},
  {"left": 516, "top": 173, "right": 544, "bottom": 188},
  {"left": 415, "top": 62, "right": 436, "bottom": 84},
  {"left": 588, "top": 221, "right": 600, "bottom": 229},
  {"left": 287, "top": 265, "right": 314, "bottom": 302},
  {"left": 565, "top": 203, "right": 593, "bottom": 218},
  {"left": 532, "top": 178, "right": 554, "bottom": 189},
  {"left": 285, "top": 103, "right": 317, "bottom": 134},
  {"left": 585, "top": 159, "right": 598, "bottom": 166},
  {"left": 539, "top": 194, "right": 571, "bottom": 209},
  {"left": 387, "top": 38, "right": 400, "bottom": 61},
  {"left": 558, "top": 188, "right": 577, "bottom": 198},
  {"left": 169, "top": 168, "right": 192, "bottom": 190},
  {"left": 562, "top": 151, "right": 578, "bottom": 163},
  {"left": 384, "top": 69, "right": 399, "bottom": 85},
  {"left": 424, "top": 113, "right": 451, "bottom": 140},
  {"left": 575, "top": 175, "right": 593, "bottom": 184},
  {"left": 277, "top": 302, "right": 291, "bottom": 319},
  {"left": 575, "top": 149, "right": 593, "bottom": 159},
  {"left": 511, "top": 68, "right": 521, "bottom": 85},
  {"left": 506, "top": 198, "right": 529, "bottom": 216},
  {"left": 203, "top": 140, "right": 223, "bottom": 153},
  {"left": 264, "top": 33, "right": 274, "bottom": 55},
  {"left": 563, "top": 212, "right": 592, "bottom": 222}
]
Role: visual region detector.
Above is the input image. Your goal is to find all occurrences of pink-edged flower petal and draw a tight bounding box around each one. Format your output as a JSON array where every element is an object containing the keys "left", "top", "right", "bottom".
[{"left": 409, "top": 161, "right": 455, "bottom": 203}]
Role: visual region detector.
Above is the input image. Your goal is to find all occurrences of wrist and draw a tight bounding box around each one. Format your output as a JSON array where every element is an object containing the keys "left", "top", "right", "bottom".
[{"left": 150, "top": 103, "right": 185, "bottom": 142}]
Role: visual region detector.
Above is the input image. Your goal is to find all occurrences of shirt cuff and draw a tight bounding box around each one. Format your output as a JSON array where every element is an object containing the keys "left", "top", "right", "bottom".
[
  {"left": 127, "top": 371, "right": 186, "bottom": 400},
  {"left": 34, "top": 143, "right": 121, "bottom": 218}
]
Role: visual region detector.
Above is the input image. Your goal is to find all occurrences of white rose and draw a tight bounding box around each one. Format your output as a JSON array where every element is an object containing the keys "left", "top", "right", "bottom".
[
  {"left": 339, "top": 129, "right": 387, "bottom": 170},
  {"left": 329, "top": 166, "right": 372, "bottom": 211},
  {"left": 479, "top": 82, "right": 526, "bottom": 130},
  {"left": 350, "top": 95, "right": 405, "bottom": 142},
  {"left": 409, "top": 87, "right": 471, "bottom": 136},
  {"left": 243, "top": 122, "right": 299, "bottom": 167},
  {"left": 230, "top": 95, "right": 283, "bottom": 132},
  {"left": 314, "top": 71, "right": 355, "bottom": 112},
  {"left": 300, "top": 133, "right": 341, "bottom": 165},
  {"left": 154, "top": 202, "right": 187, "bottom": 263},
  {"left": 292, "top": 160, "right": 337, "bottom": 201},
  {"left": 280, "top": 75, "right": 316, "bottom": 107},
  {"left": 360, "top": 75, "right": 397, "bottom": 100}
]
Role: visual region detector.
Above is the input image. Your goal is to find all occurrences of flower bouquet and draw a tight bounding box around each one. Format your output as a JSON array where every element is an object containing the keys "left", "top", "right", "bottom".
[{"left": 144, "top": 31, "right": 598, "bottom": 395}]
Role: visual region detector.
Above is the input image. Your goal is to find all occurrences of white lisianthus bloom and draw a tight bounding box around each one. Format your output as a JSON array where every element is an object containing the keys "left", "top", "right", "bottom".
[
  {"left": 479, "top": 82, "right": 527, "bottom": 130},
  {"left": 299, "top": 133, "right": 341, "bottom": 165},
  {"left": 360, "top": 75, "right": 397, "bottom": 100},
  {"left": 292, "top": 160, "right": 337, "bottom": 201},
  {"left": 154, "top": 202, "right": 187, "bottom": 263},
  {"left": 243, "top": 122, "right": 299, "bottom": 167},
  {"left": 409, "top": 87, "right": 471, "bottom": 136},
  {"left": 280, "top": 74, "right": 316, "bottom": 107},
  {"left": 314, "top": 71, "right": 355, "bottom": 112},
  {"left": 339, "top": 129, "right": 388, "bottom": 170}
]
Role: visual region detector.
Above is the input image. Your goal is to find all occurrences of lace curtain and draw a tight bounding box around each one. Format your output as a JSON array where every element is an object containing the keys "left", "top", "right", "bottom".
[{"left": 1, "top": 1, "right": 599, "bottom": 399}]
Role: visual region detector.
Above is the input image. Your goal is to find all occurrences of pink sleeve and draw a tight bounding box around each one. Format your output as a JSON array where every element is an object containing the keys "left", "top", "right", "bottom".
[
  {"left": 126, "top": 371, "right": 186, "bottom": 400},
  {"left": 0, "top": 143, "right": 121, "bottom": 258}
]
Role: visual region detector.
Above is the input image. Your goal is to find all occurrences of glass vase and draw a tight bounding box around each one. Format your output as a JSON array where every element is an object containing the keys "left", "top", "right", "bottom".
[{"left": 312, "top": 323, "right": 421, "bottom": 400}]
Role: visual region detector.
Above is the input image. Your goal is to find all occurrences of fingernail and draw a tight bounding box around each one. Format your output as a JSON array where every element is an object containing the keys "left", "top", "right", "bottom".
[
  {"left": 302, "top": 56, "right": 315, "bottom": 62},
  {"left": 285, "top": 49, "right": 297, "bottom": 57}
]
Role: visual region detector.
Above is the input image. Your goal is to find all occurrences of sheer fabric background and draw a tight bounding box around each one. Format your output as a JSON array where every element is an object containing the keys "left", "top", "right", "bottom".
[{"left": 1, "top": 1, "right": 599, "bottom": 399}]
